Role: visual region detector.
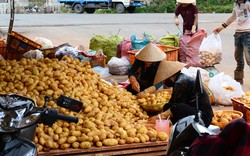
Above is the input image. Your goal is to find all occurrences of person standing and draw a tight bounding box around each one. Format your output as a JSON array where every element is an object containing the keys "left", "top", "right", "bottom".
[
  {"left": 126, "top": 43, "right": 166, "bottom": 97},
  {"left": 213, "top": 0, "right": 250, "bottom": 84},
  {"left": 175, "top": 0, "right": 198, "bottom": 34}
]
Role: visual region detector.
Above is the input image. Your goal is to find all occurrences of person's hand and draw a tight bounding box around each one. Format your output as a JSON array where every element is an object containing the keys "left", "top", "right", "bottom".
[
  {"left": 213, "top": 25, "right": 224, "bottom": 34},
  {"left": 175, "top": 18, "right": 179, "bottom": 26},
  {"left": 137, "top": 91, "right": 147, "bottom": 98},
  {"left": 147, "top": 115, "right": 159, "bottom": 124},
  {"left": 191, "top": 25, "right": 196, "bottom": 34},
  {"left": 129, "top": 76, "right": 140, "bottom": 92}
]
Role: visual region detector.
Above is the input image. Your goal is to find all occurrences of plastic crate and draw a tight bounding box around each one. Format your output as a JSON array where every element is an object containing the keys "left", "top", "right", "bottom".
[
  {"left": 7, "top": 31, "right": 42, "bottom": 60},
  {"left": 231, "top": 98, "right": 247, "bottom": 120},
  {"left": 90, "top": 56, "right": 107, "bottom": 68},
  {"left": 0, "top": 40, "right": 6, "bottom": 58},
  {"left": 127, "top": 45, "right": 179, "bottom": 65}
]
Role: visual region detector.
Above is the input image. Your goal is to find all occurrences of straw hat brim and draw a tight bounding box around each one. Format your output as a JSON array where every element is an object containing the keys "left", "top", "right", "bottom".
[
  {"left": 135, "top": 43, "right": 166, "bottom": 62},
  {"left": 154, "top": 61, "right": 187, "bottom": 85},
  {"left": 177, "top": 0, "right": 195, "bottom": 3}
]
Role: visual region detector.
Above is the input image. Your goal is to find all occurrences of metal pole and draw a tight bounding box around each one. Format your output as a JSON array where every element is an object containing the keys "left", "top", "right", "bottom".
[{"left": 6, "top": 0, "right": 15, "bottom": 59}]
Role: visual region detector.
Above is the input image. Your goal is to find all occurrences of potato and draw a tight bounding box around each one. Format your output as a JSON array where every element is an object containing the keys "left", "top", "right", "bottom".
[
  {"left": 80, "top": 141, "right": 92, "bottom": 149},
  {"left": 125, "top": 137, "right": 134, "bottom": 144},
  {"left": 58, "top": 137, "right": 67, "bottom": 145},
  {"left": 103, "top": 139, "right": 118, "bottom": 146},
  {"left": 44, "top": 140, "right": 54, "bottom": 148},
  {"left": 156, "top": 132, "right": 168, "bottom": 141},
  {"left": 67, "top": 136, "right": 77, "bottom": 144},
  {"left": 72, "top": 142, "right": 80, "bottom": 149}
]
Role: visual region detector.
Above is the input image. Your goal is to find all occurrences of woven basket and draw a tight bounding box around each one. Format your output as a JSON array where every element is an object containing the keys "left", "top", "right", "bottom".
[
  {"left": 231, "top": 98, "right": 247, "bottom": 120},
  {"left": 212, "top": 110, "right": 243, "bottom": 129}
]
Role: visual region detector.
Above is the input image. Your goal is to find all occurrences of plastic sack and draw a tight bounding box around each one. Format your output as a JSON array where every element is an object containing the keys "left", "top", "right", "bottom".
[
  {"left": 89, "top": 34, "right": 123, "bottom": 62},
  {"left": 179, "top": 29, "right": 207, "bottom": 67},
  {"left": 159, "top": 34, "right": 179, "bottom": 47},
  {"left": 34, "top": 37, "right": 54, "bottom": 50},
  {"left": 116, "top": 38, "right": 132, "bottom": 58},
  {"left": 199, "top": 33, "right": 222, "bottom": 67},
  {"left": 23, "top": 49, "right": 44, "bottom": 60},
  {"left": 55, "top": 46, "right": 78, "bottom": 60},
  {"left": 92, "top": 66, "right": 111, "bottom": 78},
  {"left": 107, "top": 56, "right": 130, "bottom": 75},
  {"left": 131, "top": 33, "right": 150, "bottom": 50},
  {"left": 181, "top": 67, "right": 210, "bottom": 83},
  {"left": 208, "top": 72, "right": 244, "bottom": 106}
]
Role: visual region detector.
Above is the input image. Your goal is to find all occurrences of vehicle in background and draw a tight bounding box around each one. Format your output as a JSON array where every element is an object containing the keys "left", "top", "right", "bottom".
[{"left": 57, "top": 0, "right": 144, "bottom": 14}]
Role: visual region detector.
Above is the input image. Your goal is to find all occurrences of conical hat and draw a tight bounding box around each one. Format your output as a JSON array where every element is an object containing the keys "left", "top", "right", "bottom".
[
  {"left": 177, "top": 0, "right": 195, "bottom": 3},
  {"left": 154, "top": 61, "right": 187, "bottom": 85},
  {"left": 135, "top": 43, "right": 166, "bottom": 62}
]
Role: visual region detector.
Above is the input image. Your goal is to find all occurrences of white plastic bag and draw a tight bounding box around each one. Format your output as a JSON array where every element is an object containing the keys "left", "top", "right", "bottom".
[
  {"left": 181, "top": 67, "right": 210, "bottom": 83},
  {"left": 92, "top": 66, "right": 111, "bottom": 78},
  {"left": 107, "top": 56, "right": 130, "bottom": 75},
  {"left": 199, "top": 33, "right": 222, "bottom": 67},
  {"left": 23, "top": 49, "right": 44, "bottom": 60},
  {"left": 208, "top": 72, "right": 244, "bottom": 105},
  {"left": 34, "top": 37, "right": 54, "bottom": 49}
]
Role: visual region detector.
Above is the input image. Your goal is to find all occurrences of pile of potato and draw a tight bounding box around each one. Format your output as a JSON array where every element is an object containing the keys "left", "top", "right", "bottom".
[
  {"left": 137, "top": 89, "right": 171, "bottom": 105},
  {"left": 0, "top": 56, "right": 169, "bottom": 152},
  {"left": 211, "top": 110, "right": 242, "bottom": 129},
  {"left": 234, "top": 92, "right": 250, "bottom": 106},
  {"left": 199, "top": 51, "right": 222, "bottom": 66}
]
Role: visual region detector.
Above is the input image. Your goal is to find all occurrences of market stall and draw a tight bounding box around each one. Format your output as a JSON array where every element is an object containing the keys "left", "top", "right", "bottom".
[{"left": 0, "top": 26, "right": 248, "bottom": 155}]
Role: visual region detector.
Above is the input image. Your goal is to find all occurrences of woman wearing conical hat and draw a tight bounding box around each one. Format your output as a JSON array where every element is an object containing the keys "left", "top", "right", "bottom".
[
  {"left": 148, "top": 60, "right": 214, "bottom": 127},
  {"left": 126, "top": 43, "right": 166, "bottom": 97}
]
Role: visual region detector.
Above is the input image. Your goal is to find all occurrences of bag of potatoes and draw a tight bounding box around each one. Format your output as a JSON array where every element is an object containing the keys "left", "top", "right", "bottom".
[{"left": 199, "top": 33, "right": 222, "bottom": 67}]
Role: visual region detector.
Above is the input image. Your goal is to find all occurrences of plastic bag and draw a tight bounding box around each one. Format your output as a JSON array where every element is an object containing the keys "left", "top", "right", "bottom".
[
  {"left": 131, "top": 33, "right": 150, "bottom": 50},
  {"left": 208, "top": 72, "right": 244, "bottom": 106},
  {"left": 92, "top": 66, "right": 111, "bottom": 78},
  {"left": 181, "top": 67, "right": 210, "bottom": 83},
  {"left": 199, "top": 33, "right": 222, "bottom": 67},
  {"left": 23, "top": 49, "right": 44, "bottom": 60},
  {"left": 179, "top": 29, "right": 207, "bottom": 67},
  {"left": 159, "top": 34, "right": 179, "bottom": 47},
  {"left": 34, "top": 37, "right": 54, "bottom": 49},
  {"left": 107, "top": 56, "right": 130, "bottom": 75},
  {"left": 116, "top": 38, "right": 132, "bottom": 58},
  {"left": 55, "top": 46, "right": 78, "bottom": 60}
]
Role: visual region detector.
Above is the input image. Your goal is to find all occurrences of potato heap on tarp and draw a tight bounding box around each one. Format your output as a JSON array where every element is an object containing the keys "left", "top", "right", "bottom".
[{"left": 0, "top": 56, "right": 168, "bottom": 152}]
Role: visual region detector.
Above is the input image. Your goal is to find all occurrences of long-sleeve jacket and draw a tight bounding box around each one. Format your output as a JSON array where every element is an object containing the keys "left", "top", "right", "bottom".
[
  {"left": 164, "top": 73, "right": 214, "bottom": 127},
  {"left": 225, "top": 1, "right": 250, "bottom": 32}
]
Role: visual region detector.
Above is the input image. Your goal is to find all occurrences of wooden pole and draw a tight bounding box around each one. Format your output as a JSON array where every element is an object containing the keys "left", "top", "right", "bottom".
[{"left": 6, "top": 0, "right": 15, "bottom": 59}]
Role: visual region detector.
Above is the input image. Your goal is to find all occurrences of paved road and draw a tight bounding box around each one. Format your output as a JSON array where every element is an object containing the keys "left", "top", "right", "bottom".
[{"left": 0, "top": 13, "right": 249, "bottom": 92}]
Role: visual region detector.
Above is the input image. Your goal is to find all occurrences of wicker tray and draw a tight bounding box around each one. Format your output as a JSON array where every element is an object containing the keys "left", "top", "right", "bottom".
[
  {"left": 212, "top": 110, "right": 243, "bottom": 129},
  {"left": 231, "top": 98, "right": 247, "bottom": 120}
]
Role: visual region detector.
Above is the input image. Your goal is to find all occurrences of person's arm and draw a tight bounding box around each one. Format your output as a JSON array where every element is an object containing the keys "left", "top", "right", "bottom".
[
  {"left": 128, "top": 59, "right": 141, "bottom": 92},
  {"left": 213, "top": 8, "right": 236, "bottom": 34},
  {"left": 174, "top": 5, "right": 180, "bottom": 26},
  {"left": 191, "top": 5, "right": 198, "bottom": 33},
  {"left": 175, "top": 15, "right": 179, "bottom": 26}
]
